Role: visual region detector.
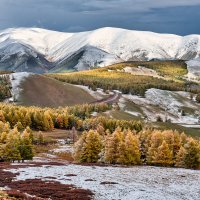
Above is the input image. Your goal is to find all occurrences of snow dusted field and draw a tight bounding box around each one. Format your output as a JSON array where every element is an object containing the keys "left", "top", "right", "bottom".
[
  {"left": 186, "top": 58, "right": 200, "bottom": 82},
  {"left": 7, "top": 164, "right": 200, "bottom": 200},
  {"left": 120, "top": 88, "right": 200, "bottom": 126}
]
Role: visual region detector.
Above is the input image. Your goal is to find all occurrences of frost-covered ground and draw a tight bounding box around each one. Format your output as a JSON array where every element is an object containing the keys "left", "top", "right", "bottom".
[
  {"left": 120, "top": 88, "right": 200, "bottom": 126},
  {"left": 6, "top": 164, "right": 200, "bottom": 200},
  {"left": 186, "top": 59, "right": 200, "bottom": 82},
  {"left": 50, "top": 139, "right": 73, "bottom": 154}
]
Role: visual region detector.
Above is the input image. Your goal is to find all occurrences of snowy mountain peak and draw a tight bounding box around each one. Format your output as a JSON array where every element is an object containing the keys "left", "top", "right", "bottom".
[{"left": 0, "top": 27, "right": 200, "bottom": 73}]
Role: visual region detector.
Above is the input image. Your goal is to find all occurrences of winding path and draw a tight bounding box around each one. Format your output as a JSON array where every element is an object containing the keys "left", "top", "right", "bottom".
[{"left": 92, "top": 91, "right": 121, "bottom": 104}]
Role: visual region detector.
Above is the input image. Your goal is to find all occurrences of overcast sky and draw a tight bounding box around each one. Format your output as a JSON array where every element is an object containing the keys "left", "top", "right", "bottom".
[{"left": 0, "top": 0, "right": 200, "bottom": 35}]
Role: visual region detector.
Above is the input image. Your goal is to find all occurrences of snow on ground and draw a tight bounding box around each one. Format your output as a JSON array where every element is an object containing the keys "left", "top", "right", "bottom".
[
  {"left": 3, "top": 72, "right": 31, "bottom": 101},
  {"left": 50, "top": 139, "right": 73, "bottom": 154},
  {"left": 1, "top": 27, "right": 200, "bottom": 72},
  {"left": 186, "top": 58, "right": 200, "bottom": 82},
  {"left": 122, "top": 88, "right": 200, "bottom": 126},
  {"left": 75, "top": 46, "right": 122, "bottom": 70},
  {"left": 125, "top": 110, "right": 141, "bottom": 117},
  {"left": 6, "top": 164, "right": 200, "bottom": 200}
]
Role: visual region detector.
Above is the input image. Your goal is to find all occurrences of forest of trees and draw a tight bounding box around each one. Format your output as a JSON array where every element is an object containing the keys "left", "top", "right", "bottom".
[
  {"left": 74, "top": 127, "right": 200, "bottom": 169},
  {"left": 0, "top": 102, "right": 142, "bottom": 162},
  {"left": 48, "top": 64, "right": 200, "bottom": 96},
  {"left": 0, "top": 102, "right": 199, "bottom": 169},
  {"left": 0, "top": 103, "right": 142, "bottom": 132},
  {"left": 0, "top": 75, "right": 12, "bottom": 101}
]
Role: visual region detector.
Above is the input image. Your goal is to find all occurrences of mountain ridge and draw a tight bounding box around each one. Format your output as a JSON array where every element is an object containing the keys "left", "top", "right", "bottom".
[{"left": 0, "top": 27, "right": 200, "bottom": 73}]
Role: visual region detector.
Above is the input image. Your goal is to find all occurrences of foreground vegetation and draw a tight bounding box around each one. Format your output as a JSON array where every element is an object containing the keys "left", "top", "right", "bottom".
[
  {"left": 0, "top": 101, "right": 199, "bottom": 169},
  {"left": 74, "top": 127, "right": 200, "bottom": 169},
  {"left": 48, "top": 61, "right": 200, "bottom": 96}
]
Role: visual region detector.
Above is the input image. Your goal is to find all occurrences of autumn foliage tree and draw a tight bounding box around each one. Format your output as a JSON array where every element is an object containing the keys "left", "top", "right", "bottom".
[
  {"left": 73, "top": 130, "right": 102, "bottom": 163},
  {"left": 0, "top": 122, "right": 34, "bottom": 162}
]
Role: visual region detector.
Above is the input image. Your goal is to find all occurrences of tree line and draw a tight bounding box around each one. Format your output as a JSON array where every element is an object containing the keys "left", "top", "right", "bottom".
[
  {"left": 0, "top": 75, "right": 12, "bottom": 101},
  {"left": 0, "top": 103, "right": 142, "bottom": 133},
  {"left": 74, "top": 127, "right": 200, "bottom": 169},
  {"left": 48, "top": 67, "right": 200, "bottom": 96}
]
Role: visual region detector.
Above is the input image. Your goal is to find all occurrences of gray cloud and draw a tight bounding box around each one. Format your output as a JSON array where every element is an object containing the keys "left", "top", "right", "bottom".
[{"left": 0, "top": 0, "right": 199, "bottom": 35}]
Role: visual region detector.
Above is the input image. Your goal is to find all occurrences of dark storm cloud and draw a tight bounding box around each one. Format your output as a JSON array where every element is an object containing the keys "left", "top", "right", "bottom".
[{"left": 0, "top": 0, "right": 200, "bottom": 35}]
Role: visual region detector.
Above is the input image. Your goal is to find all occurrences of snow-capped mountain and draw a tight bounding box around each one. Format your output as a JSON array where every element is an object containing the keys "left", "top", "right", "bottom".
[{"left": 0, "top": 27, "right": 200, "bottom": 73}]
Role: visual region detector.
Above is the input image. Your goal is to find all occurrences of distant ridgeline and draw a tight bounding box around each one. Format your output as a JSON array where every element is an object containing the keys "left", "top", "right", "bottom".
[{"left": 0, "top": 27, "right": 200, "bottom": 73}]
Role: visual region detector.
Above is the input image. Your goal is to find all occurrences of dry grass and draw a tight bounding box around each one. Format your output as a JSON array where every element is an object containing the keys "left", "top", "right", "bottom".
[
  {"left": 41, "top": 129, "right": 70, "bottom": 140},
  {"left": 18, "top": 74, "right": 95, "bottom": 107},
  {"left": 54, "top": 152, "right": 74, "bottom": 162}
]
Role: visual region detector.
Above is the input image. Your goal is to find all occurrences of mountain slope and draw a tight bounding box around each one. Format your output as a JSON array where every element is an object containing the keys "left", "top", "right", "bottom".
[{"left": 0, "top": 27, "right": 200, "bottom": 73}]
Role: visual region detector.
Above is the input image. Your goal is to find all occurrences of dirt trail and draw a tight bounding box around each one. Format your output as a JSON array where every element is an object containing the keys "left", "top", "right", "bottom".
[{"left": 92, "top": 92, "right": 121, "bottom": 104}]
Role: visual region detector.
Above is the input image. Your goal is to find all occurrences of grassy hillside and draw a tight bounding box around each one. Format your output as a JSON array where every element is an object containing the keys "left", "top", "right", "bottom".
[
  {"left": 48, "top": 60, "right": 199, "bottom": 96},
  {"left": 47, "top": 60, "right": 200, "bottom": 136},
  {"left": 107, "top": 60, "right": 188, "bottom": 79},
  {"left": 18, "top": 74, "right": 95, "bottom": 107}
]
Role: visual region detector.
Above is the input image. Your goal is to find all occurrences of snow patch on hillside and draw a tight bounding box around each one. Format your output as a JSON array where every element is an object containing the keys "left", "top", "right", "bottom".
[
  {"left": 75, "top": 47, "right": 122, "bottom": 70},
  {"left": 122, "top": 66, "right": 162, "bottom": 78},
  {"left": 186, "top": 58, "right": 200, "bottom": 81},
  {"left": 7, "top": 164, "right": 200, "bottom": 200},
  {"left": 122, "top": 89, "right": 200, "bottom": 126},
  {"left": 9, "top": 72, "right": 31, "bottom": 100}
]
